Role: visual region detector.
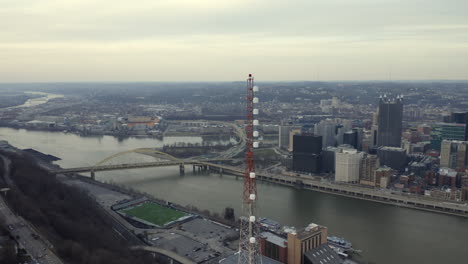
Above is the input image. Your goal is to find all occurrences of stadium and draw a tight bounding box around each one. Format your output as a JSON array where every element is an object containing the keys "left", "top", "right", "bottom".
[{"left": 112, "top": 197, "right": 192, "bottom": 228}]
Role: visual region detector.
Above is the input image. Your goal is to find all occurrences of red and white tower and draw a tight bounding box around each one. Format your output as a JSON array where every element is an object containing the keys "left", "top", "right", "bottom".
[{"left": 238, "top": 74, "right": 261, "bottom": 264}]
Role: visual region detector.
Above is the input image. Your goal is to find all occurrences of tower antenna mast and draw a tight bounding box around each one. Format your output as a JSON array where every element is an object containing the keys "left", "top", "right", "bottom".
[{"left": 238, "top": 74, "right": 261, "bottom": 264}]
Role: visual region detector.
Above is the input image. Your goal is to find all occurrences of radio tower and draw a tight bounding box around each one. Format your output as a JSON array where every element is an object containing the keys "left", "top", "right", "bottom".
[{"left": 238, "top": 74, "right": 261, "bottom": 264}]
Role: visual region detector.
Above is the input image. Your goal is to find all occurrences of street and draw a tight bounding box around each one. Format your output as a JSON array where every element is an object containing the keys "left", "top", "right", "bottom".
[{"left": 0, "top": 154, "right": 63, "bottom": 264}]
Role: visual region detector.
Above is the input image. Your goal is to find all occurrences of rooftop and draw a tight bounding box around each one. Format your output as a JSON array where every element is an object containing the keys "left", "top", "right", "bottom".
[
  {"left": 219, "top": 251, "right": 283, "bottom": 264},
  {"left": 260, "top": 232, "right": 287, "bottom": 248},
  {"left": 293, "top": 223, "right": 326, "bottom": 240},
  {"left": 304, "top": 244, "right": 343, "bottom": 264},
  {"left": 378, "top": 146, "right": 405, "bottom": 151}
]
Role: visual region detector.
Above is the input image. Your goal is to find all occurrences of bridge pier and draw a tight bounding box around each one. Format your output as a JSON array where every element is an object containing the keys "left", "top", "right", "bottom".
[
  {"left": 179, "top": 164, "right": 185, "bottom": 175},
  {"left": 91, "top": 171, "right": 95, "bottom": 180}
]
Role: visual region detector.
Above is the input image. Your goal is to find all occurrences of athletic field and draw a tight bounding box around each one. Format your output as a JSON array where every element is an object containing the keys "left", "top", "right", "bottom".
[{"left": 121, "top": 202, "right": 188, "bottom": 226}]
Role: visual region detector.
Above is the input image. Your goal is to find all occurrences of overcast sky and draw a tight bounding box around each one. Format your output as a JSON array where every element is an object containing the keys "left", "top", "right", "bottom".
[{"left": 1, "top": 0, "right": 467, "bottom": 82}]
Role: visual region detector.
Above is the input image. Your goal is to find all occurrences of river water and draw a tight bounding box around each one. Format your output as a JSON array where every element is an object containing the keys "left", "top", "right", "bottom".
[
  {"left": 0, "top": 127, "right": 466, "bottom": 264},
  {"left": 7, "top": 92, "right": 64, "bottom": 109}
]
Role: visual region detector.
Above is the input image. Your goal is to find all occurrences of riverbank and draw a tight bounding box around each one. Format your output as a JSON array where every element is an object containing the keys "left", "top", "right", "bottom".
[{"left": 193, "top": 163, "right": 468, "bottom": 218}]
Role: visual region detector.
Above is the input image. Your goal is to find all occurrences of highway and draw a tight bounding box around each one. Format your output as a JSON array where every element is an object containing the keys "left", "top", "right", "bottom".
[
  {"left": 0, "top": 155, "right": 63, "bottom": 264},
  {"left": 209, "top": 121, "right": 246, "bottom": 159},
  {"left": 255, "top": 171, "right": 468, "bottom": 217}
]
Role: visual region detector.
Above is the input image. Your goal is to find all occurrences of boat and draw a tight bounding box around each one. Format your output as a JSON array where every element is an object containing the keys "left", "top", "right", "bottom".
[{"left": 327, "top": 236, "right": 352, "bottom": 250}]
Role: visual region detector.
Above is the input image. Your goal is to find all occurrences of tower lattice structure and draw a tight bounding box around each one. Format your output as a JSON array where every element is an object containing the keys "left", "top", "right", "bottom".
[{"left": 238, "top": 74, "right": 262, "bottom": 264}]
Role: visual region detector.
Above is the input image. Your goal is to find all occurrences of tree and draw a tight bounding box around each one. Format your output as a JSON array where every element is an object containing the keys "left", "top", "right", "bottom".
[{"left": 0, "top": 240, "right": 19, "bottom": 264}]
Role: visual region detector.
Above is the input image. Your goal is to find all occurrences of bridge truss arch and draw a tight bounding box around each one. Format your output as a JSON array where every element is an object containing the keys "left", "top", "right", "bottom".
[{"left": 92, "top": 148, "right": 183, "bottom": 172}]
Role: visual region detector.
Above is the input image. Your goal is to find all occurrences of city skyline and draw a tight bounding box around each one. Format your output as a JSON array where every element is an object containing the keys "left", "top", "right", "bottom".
[{"left": 1, "top": 0, "right": 468, "bottom": 82}]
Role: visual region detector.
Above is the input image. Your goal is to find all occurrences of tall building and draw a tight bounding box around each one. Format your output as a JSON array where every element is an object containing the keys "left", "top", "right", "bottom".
[
  {"left": 343, "top": 128, "right": 363, "bottom": 150},
  {"left": 314, "top": 120, "right": 336, "bottom": 147},
  {"left": 374, "top": 167, "right": 394, "bottom": 188},
  {"left": 343, "top": 130, "right": 357, "bottom": 149},
  {"left": 440, "top": 140, "right": 468, "bottom": 169},
  {"left": 450, "top": 112, "right": 468, "bottom": 125},
  {"left": 431, "top": 122, "right": 467, "bottom": 150},
  {"left": 314, "top": 119, "right": 351, "bottom": 148},
  {"left": 319, "top": 97, "right": 340, "bottom": 113},
  {"left": 292, "top": 134, "right": 322, "bottom": 173},
  {"left": 289, "top": 128, "right": 302, "bottom": 152},
  {"left": 321, "top": 146, "right": 339, "bottom": 173},
  {"left": 279, "top": 125, "right": 301, "bottom": 151},
  {"left": 359, "top": 154, "right": 379, "bottom": 186},
  {"left": 377, "top": 146, "right": 407, "bottom": 171},
  {"left": 461, "top": 175, "right": 468, "bottom": 201},
  {"left": 377, "top": 95, "right": 403, "bottom": 147},
  {"left": 287, "top": 223, "right": 328, "bottom": 264},
  {"left": 335, "top": 148, "right": 362, "bottom": 183},
  {"left": 371, "top": 110, "right": 379, "bottom": 147}
]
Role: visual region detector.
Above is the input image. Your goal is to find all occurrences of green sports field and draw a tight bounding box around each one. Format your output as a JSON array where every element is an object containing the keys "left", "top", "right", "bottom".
[{"left": 121, "top": 202, "right": 188, "bottom": 226}]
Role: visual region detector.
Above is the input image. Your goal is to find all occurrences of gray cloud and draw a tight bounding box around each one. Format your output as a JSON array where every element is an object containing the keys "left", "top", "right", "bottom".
[{"left": 0, "top": 0, "right": 467, "bottom": 81}]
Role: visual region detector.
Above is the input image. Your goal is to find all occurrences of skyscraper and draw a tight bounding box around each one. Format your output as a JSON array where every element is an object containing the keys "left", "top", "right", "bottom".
[
  {"left": 359, "top": 154, "right": 379, "bottom": 186},
  {"left": 430, "top": 123, "right": 467, "bottom": 150},
  {"left": 288, "top": 128, "right": 302, "bottom": 152},
  {"left": 314, "top": 119, "right": 351, "bottom": 148},
  {"left": 440, "top": 140, "right": 468, "bottom": 169},
  {"left": 278, "top": 125, "right": 301, "bottom": 151},
  {"left": 335, "top": 148, "right": 362, "bottom": 183},
  {"left": 343, "top": 128, "right": 363, "bottom": 150},
  {"left": 292, "top": 134, "right": 322, "bottom": 173},
  {"left": 377, "top": 95, "right": 403, "bottom": 147}
]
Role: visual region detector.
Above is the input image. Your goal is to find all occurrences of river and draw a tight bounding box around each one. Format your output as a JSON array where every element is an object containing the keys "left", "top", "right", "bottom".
[
  {"left": 6, "top": 91, "right": 64, "bottom": 109},
  {"left": 0, "top": 127, "right": 466, "bottom": 264}
]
